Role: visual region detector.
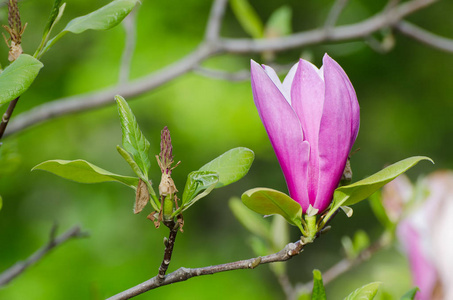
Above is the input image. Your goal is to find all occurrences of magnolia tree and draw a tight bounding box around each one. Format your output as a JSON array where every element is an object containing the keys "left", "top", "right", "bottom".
[{"left": 0, "top": 0, "right": 451, "bottom": 299}]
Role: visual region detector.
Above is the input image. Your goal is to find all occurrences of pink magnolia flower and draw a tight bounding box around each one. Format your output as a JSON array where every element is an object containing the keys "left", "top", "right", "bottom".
[
  {"left": 396, "top": 171, "right": 453, "bottom": 300},
  {"left": 250, "top": 54, "right": 359, "bottom": 214}
]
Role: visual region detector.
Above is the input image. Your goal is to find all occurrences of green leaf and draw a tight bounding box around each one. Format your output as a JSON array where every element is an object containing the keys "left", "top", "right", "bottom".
[
  {"left": 199, "top": 147, "right": 254, "bottom": 188},
  {"left": 0, "top": 195, "right": 2, "bottom": 211},
  {"left": 229, "top": 197, "right": 271, "bottom": 240},
  {"left": 32, "top": 159, "right": 139, "bottom": 188},
  {"left": 400, "top": 287, "right": 419, "bottom": 300},
  {"left": 324, "top": 156, "right": 432, "bottom": 225},
  {"left": 344, "top": 282, "right": 381, "bottom": 300},
  {"left": 178, "top": 171, "right": 219, "bottom": 213},
  {"left": 312, "top": 270, "right": 326, "bottom": 300},
  {"left": 115, "top": 95, "right": 151, "bottom": 178},
  {"left": 42, "top": 0, "right": 64, "bottom": 39},
  {"left": 230, "top": 0, "right": 263, "bottom": 38},
  {"left": 264, "top": 5, "right": 292, "bottom": 37},
  {"left": 0, "top": 54, "right": 43, "bottom": 105},
  {"left": 241, "top": 188, "right": 303, "bottom": 230},
  {"left": 42, "top": 0, "right": 138, "bottom": 54},
  {"left": 368, "top": 191, "right": 394, "bottom": 230}
]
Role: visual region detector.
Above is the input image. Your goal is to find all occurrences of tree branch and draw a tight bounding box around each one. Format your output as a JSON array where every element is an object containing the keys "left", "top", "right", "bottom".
[
  {"left": 107, "top": 240, "right": 306, "bottom": 300},
  {"left": 0, "top": 96, "right": 19, "bottom": 141},
  {"left": 4, "top": 0, "right": 440, "bottom": 137},
  {"left": 204, "top": 0, "right": 228, "bottom": 41},
  {"left": 0, "top": 225, "right": 88, "bottom": 287},
  {"left": 294, "top": 233, "right": 391, "bottom": 293},
  {"left": 394, "top": 20, "right": 453, "bottom": 53},
  {"left": 118, "top": 6, "right": 138, "bottom": 84},
  {"left": 157, "top": 222, "right": 178, "bottom": 280}
]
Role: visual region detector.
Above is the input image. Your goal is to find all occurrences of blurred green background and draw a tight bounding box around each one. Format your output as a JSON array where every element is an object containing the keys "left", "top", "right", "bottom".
[{"left": 0, "top": 0, "right": 452, "bottom": 299}]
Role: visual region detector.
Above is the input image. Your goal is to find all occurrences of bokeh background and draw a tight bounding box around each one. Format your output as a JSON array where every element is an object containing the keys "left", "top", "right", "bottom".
[{"left": 0, "top": 0, "right": 452, "bottom": 299}]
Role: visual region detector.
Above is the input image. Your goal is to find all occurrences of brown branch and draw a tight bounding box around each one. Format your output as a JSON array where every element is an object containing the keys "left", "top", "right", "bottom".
[
  {"left": 106, "top": 240, "right": 306, "bottom": 300},
  {"left": 157, "top": 222, "right": 178, "bottom": 280},
  {"left": 0, "top": 96, "right": 19, "bottom": 141},
  {"left": 394, "top": 21, "right": 453, "bottom": 53},
  {"left": 0, "top": 225, "right": 88, "bottom": 287},
  {"left": 3, "top": 0, "right": 440, "bottom": 137}
]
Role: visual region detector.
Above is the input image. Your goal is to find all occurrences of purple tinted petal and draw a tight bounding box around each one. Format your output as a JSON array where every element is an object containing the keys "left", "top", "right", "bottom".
[
  {"left": 314, "top": 55, "right": 353, "bottom": 212},
  {"left": 262, "top": 64, "right": 291, "bottom": 103},
  {"left": 291, "top": 59, "right": 325, "bottom": 206},
  {"left": 250, "top": 60, "right": 310, "bottom": 208},
  {"left": 323, "top": 54, "right": 360, "bottom": 147},
  {"left": 282, "top": 61, "right": 299, "bottom": 104},
  {"left": 397, "top": 220, "right": 438, "bottom": 300}
]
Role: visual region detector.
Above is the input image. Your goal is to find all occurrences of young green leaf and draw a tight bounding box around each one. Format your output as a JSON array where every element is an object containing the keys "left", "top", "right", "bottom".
[
  {"left": 344, "top": 282, "right": 381, "bottom": 300},
  {"left": 312, "top": 270, "right": 327, "bottom": 300},
  {"left": 264, "top": 5, "right": 292, "bottom": 37},
  {"left": 32, "top": 159, "right": 139, "bottom": 188},
  {"left": 115, "top": 95, "right": 151, "bottom": 178},
  {"left": 0, "top": 54, "right": 43, "bottom": 105},
  {"left": 230, "top": 0, "right": 263, "bottom": 38},
  {"left": 400, "top": 287, "right": 419, "bottom": 300},
  {"left": 368, "top": 191, "right": 394, "bottom": 230},
  {"left": 42, "top": 0, "right": 64, "bottom": 39},
  {"left": 229, "top": 197, "right": 271, "bottom": 240},
  {"left": 42, "top": 0, "right": 139, "bottom": 55},
  {"left": 323, "top": 156, "right": 432, "bottom": 226},
  {"left": 179, "top": 171, "right": 219, "bottom": 212},
  {"left": 199, "top": 147, "right": 254, "bottom": 188},
  {"left": 241, "top": 188, "right": 303, "bottom": 231}
]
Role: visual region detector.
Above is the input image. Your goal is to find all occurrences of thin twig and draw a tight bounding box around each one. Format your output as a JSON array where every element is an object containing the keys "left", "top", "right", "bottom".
[
  {"left": 107, "top": 240, "right": 306, "bottom": 300},
  {"left": 395, "top": 21, "right": 453, "bottom": 53},
  {"left": 204, "top": 0, "right": 228, "bottom": 41},
  {"left": 3, "top": 0, "right": 440, "bottom": 137},
  {"left": 294, "top": 234, "right": 391, "bottom": 293},
  {"left": 0, "top": 96, "right": 19, "bottom": 141},
  {"left": 324, "top": 0, "right": 349, "bottom": 31},
  {"left": 118, "top": 6, "right": 138, "bottom": 84},
  {"left": 157, "top": 222, "right": 178, "bottom": 281},
  {"left": 0, "top": 225, "right": 88, "bottom": 287}
]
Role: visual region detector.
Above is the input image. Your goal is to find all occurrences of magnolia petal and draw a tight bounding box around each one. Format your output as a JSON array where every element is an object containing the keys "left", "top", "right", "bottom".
[
  {"left": 323, "top": 54, "right": 360, "bottom": 147},
  {"left": 251, "top": 60, "right": 310, "bottom": 208},
  {"left": 291, "top": 59, "right": 325, "bottom": 205},
  {"left": 314, "top": 55, "right": 353, "bottom": 212},
  {"left": 397, "top": 220, "right": 438, "bottom": 300},
  {"left": 262, "top": 64, "right": 291, "bottom": 103},
  {"left": 282, "top": 61, "right": 299, "bottom": 104}
]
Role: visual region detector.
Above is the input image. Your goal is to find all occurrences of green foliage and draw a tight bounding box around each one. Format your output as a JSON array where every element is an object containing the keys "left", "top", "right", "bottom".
[
  {"left": 199, "top": 147, "right": 254, "bottom": 188},
  {"left": 368, "top": 190, "right": 394, "bottom": 231},
  {"left": 35, "top": 0, "right": 66, "bottom": 57},
  {"left": 400, "top": 287, "right": 419, "bottom": 300},
  {"left": 264, "top": 5, "right": 292, "bottom": 37},
  {"left": 241, "top": 188, "right": 303, "bottom": 232},
  {"left": 229, "top": 197, "right": 271, "bottom": 240},
  {"left": 322, "top": 156, "right": 432, "bottom": 226},
  {"left": 175, "top": 147, "right": 253, "bottom": 216},
  {"left": 344, "top": 282, "right": 380, "bottom": 300},
  {"left": 180, "top": 171, "right": 219, "bottom": 210},
  {"left": 32, "top": 159, "right": 139, "bottom": 188},
  {"left": 312, "top": 269, "right": 327, "bottom": 300},
  {"left": 0, "top": 54, "right": 43, "bottom": 105},
  {"left": 230, "top": 0, "right": 263, "bottom": 38},
  {"left": 341, "top": 230, "right": 370, "bottom": 260},
  {"left": 41, "top": 0, "right": 139, "bottom": 55},
  {"left": 115, "top": 95, "right": 151, "bottom": 179},
  {"left": 0, "top": 194, "right": 2, "bottom": 211}
]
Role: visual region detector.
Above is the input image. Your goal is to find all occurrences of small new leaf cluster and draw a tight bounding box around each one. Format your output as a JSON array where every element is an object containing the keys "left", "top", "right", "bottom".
[{"left": 33, "top": 95, "right": 255, "bottom": 232}]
